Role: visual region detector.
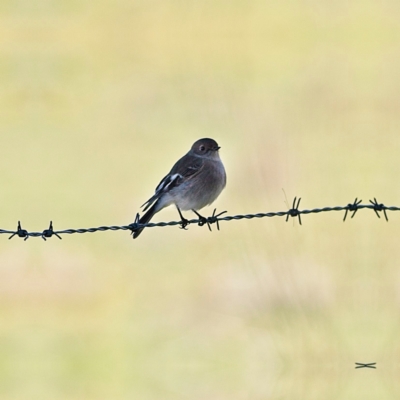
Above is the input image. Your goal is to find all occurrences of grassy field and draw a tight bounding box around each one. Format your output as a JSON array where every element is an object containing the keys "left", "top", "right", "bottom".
[{"left": 1, "top": 1, "right": 400, "bottom": 399}]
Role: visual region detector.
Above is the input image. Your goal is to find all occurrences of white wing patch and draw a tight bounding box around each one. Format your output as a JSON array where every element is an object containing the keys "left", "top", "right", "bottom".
[
  {"left": 141, "top": 173, "right": 183, "bottom": 211},
  {"left": 156, "top": 173, "right": 182, "bottom": 194}
]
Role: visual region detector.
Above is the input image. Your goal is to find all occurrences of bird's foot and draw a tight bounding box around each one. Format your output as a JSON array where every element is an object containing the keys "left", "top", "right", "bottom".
[
  {"left": 192, "top": 209, "right": 208, "bottom": 227},
  {"left": 179, "top": 217, "right": 190, "bottom": 230},
  {"left": 176, "top": 207, "right": 190, "bottom": 230}
]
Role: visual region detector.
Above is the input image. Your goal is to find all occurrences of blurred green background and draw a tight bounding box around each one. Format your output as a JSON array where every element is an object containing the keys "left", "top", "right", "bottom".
[{"left": 1, "top": 0, "right": 400, "bottom": 399}]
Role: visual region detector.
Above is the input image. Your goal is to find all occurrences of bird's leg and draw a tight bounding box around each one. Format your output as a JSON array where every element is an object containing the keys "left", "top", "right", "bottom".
[
  {"left": 191, "top": 209, "right": 208, "bottom": 228},
  {"left": 176, "top": 206, "right": 190, "bottom": 230}
]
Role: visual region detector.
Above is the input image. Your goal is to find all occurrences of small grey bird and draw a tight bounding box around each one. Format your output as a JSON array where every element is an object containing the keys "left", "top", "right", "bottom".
[{"left": 133, "top": 138, "right": 226, "bottom": 238}]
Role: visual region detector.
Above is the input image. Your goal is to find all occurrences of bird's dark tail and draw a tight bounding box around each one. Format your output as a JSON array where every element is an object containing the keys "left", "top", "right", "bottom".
[{"left": 133, "top": 202, "right": 158, "bottom": 239}]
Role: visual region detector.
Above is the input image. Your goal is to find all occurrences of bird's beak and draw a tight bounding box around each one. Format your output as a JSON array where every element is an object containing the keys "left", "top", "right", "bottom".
[{"left": 214, "top": 146, "right": 221, "bottom": 151}]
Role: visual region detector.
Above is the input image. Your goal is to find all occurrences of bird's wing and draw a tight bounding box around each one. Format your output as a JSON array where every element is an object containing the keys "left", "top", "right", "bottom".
[{"left": 141, "top": 155, "right": 204, "bottom": 212}]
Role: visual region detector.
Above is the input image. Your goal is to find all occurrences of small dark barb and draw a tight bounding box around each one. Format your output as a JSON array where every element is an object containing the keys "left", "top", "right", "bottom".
[
  {"left": 42, "top": 221, "right": 62, "bottom": 241},
  {"left": 343, "top": 198, "right": 362, "bottom": 221},
  {"left": 205, "top": 209, "right": 227, "bottom": 231},
  {"left": 9, "top": 221, "right": 29, "bottom": 241},
  {"left": 355, "top": 362, "right": 376, "bottom": 369},
  {"left": 191, "top": 209, "right": 227, "bottom": 231},
  {"left": 128, "top": 213, "right": 141, "bottom": 237},
  {"left": 286, "top": 197, "right": 302, "bottom": 225},
  {"left": 369, "top": 198, "right": 388, "bottom": 221}
]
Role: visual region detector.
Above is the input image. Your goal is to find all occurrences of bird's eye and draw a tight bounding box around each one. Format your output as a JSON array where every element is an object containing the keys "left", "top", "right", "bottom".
[{"left": 199, "top": 145, "right": 206, "bottom": 152}]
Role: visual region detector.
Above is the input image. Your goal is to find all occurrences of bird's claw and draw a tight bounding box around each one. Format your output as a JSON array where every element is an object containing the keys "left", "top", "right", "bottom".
[
  {"left": 179, "top": 217, "right": 190, "bottom": 230},
  {"left": 192, "top": 209, "right": 207, "bottom": 227}
]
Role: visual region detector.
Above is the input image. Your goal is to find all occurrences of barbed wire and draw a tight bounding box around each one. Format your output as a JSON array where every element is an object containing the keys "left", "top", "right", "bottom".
[{"left": 2, "top": 197, "right": 397, "bottom": 241}]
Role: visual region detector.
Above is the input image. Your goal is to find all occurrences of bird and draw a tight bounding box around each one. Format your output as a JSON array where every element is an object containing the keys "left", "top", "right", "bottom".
[{"left": 133, "top": 138, "right": 226, "bottom": 238}]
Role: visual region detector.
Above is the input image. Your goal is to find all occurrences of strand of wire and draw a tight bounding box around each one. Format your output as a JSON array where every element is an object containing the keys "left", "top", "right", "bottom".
[{"left": 3, "top": 197, "right": 398, "bottom": 240}]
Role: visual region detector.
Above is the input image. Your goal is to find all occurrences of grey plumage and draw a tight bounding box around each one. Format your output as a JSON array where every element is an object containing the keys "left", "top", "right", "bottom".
[{"left": 133, "top": 138, "right": 226, "bottom": 238}]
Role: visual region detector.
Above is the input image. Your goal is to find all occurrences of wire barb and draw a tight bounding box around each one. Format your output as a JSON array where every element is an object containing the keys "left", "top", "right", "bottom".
[
  {"left": 286, "top": 197, "right": 302, "bottom": 225},
  {"left": 206, "top": 209, "right": 227, "bottom": 231},
  {"left": 369, "top": 198, "right": 388, "bottom": 221},
  {"left": 343, "top": 198, "right": 362, "bottom": 221},
  {"left": 128, "top": 213, "right": 141, "bottom": 237},
  {"left": 42, "top": 221, "right": 62, "bottom": 241},
  {"left": 9, "top": 221, "right": 29, "bottom": 241}
]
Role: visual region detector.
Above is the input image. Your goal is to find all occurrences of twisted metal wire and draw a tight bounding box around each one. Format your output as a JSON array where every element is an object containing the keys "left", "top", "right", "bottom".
[{"left": 3, "top": 197, "right": 398, "bottom": 240}]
